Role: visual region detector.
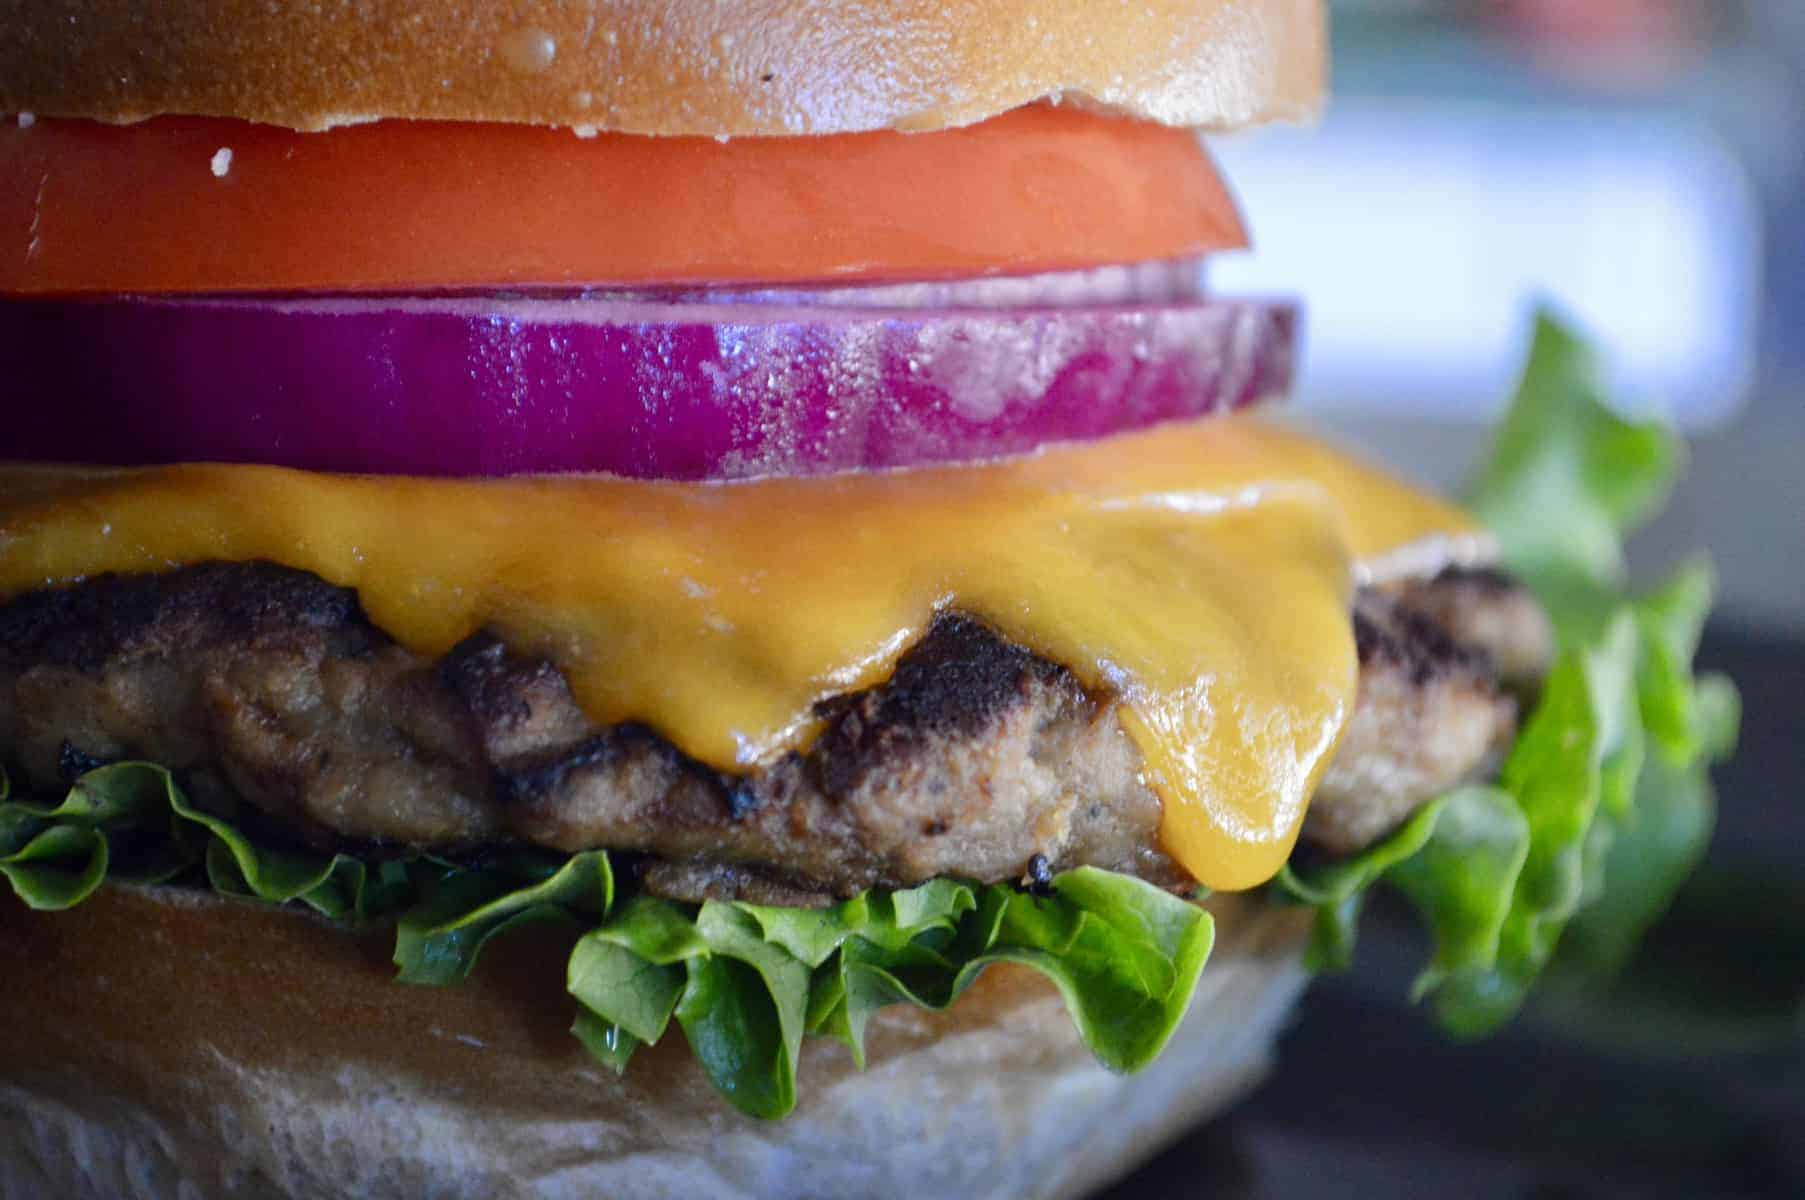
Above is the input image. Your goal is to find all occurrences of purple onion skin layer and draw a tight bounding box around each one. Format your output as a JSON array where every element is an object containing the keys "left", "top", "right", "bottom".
[{"left": 2, "top": 292, "right": 1295, "bottom": 480}]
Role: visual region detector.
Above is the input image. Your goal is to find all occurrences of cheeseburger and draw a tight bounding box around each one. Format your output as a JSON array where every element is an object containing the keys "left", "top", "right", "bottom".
[{"left": 0, "top": 2, "right": 1734, "bottom": 1198}]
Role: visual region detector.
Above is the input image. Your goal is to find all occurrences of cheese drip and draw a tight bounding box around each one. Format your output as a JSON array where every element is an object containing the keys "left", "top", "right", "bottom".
[{"left": 0, "top": 417, "right": 1480, "bottom": 890}]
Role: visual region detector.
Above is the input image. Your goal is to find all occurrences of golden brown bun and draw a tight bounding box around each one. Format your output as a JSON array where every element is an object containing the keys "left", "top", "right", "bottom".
[
  {"left": 0, "top": 0, "right": 1325, "bottom": 135},
  {"left": 0, "top": 884, "right": 1309, "bottom": 1199}
]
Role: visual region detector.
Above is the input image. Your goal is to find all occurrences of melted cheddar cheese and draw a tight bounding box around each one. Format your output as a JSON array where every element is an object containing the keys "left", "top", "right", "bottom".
[{"left": 0, "top": 417, "right": 1484, "bottom": 890}]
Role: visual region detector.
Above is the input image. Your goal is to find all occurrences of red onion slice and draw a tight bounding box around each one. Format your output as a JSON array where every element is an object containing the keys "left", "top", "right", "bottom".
[
  {"left": 2, "top": 288, "right": 1294, "bottom": 480},
  {"left": 676, "top": 258, "right": 1210, "bottom": 309}
]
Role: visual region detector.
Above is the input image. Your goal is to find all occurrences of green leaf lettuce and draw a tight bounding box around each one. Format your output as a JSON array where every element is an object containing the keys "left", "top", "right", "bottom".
[
  {"left": 0, "top": 761, "right": 1211, "bottom": 1119},
  {"left": 1278, "top": 309, "right": 1738, "bottom": 1035}
]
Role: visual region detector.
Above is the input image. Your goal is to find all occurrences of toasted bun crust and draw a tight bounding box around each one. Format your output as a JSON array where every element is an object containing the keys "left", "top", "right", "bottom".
[
  {"left": 0, "top": 0, "right": 1325, "bottom": 135},
  {"left": 0, "top": 885, "right": 1309, "bottom": 1199}
]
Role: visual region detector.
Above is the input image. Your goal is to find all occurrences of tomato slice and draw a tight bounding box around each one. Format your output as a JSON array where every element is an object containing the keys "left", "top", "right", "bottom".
[{"left": 0, "top": 105, "right": 1244, "bottom": 294}]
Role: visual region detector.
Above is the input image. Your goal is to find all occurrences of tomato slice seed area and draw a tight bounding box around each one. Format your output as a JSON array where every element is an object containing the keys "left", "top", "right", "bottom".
[{"left": 0, "top": 105, "right": 1245, "bottom": 294}]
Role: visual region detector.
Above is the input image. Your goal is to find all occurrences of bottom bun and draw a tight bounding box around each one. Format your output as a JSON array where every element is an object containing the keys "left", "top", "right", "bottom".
[{"left": 0, "top": 884, "right": 1310, "bottom": 1200}]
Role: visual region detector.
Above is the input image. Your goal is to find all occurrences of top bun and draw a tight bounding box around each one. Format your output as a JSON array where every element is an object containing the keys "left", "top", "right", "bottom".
[{"left": 1, "top": 0, "right": 1325, "bottom": 135}]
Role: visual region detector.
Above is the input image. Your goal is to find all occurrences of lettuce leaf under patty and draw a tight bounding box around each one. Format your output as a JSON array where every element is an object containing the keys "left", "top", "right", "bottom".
[
  {"left": 1276, "top": 310, "right": 1738, "bottom": 1035},
  {"left": 0, "top": 307, "right": 1735, "bottom": 1106},
  {"left": 0, "top": 759, "right": 1211, "bottom": 1119}
]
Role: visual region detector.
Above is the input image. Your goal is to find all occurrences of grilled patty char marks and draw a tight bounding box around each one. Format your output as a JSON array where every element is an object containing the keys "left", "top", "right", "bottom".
[
  {"left": 0, "top": 562, "right": 1534, "bottom": 900},
  {"left": 1304, "top": 589, "right": 1517, "bottom": 855},
  {"left": 1388, "top": 565, "right": 1556, "bottom": 692}
]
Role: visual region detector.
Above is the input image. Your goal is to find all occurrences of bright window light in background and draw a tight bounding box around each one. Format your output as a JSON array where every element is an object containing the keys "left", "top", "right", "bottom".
[{"left": 1208, "top": 99, "right": 1761, "bottom": 430}]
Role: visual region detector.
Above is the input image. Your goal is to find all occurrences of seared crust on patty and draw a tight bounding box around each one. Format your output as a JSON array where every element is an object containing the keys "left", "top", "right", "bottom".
[
  {"left": 1304, "top": 589, "right": 1518, "bottom": 854},
  {"left": 1388, "top": 565, "right": 1557, "bottom": 693},
  {"left": 0, "top": 563, "right": 1534, "bottom": 900}
]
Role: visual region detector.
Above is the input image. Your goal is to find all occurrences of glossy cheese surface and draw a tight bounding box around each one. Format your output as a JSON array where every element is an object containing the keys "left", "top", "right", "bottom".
[{"left": 0, "top": 418, "right": 1481, "bottom": 890}]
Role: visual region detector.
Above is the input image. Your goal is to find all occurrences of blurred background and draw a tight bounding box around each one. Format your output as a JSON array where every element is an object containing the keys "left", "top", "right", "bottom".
[
  {"left": 1215, "top": 0, "right": 1800, "bottom": 635},
  {"left": 1105, "top": 3, "right": 1804, "bottom": 1196}
]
